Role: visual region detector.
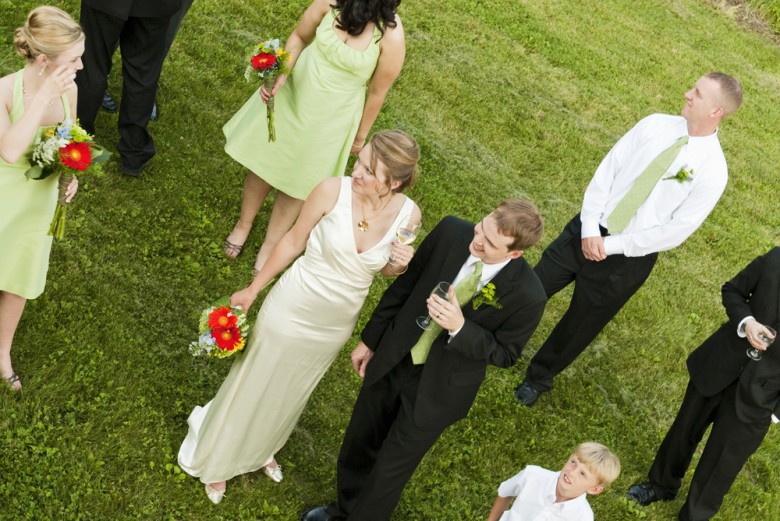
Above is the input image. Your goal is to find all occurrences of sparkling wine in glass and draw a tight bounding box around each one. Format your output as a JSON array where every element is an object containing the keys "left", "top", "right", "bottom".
[
  {"left": 747, "top": 325, "right": 776, "bottom": 361},
  {"left": 389, "top": 219, "right": 421, "bottom": 264},
  {"left": 416, "top": 281, "right": 451, "bottom": 330}
]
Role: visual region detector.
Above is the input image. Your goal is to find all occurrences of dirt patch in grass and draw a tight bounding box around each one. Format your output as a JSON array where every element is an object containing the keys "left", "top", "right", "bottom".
[{"left": 712, "top": 0, "right": 780, "bottom": 42}]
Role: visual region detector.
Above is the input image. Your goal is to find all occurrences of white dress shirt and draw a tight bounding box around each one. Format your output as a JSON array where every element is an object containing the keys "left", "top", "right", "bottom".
[
  {"left": 580, "top": 114, "right": 727, "bottom": 257},
  {"left": 497, "top": 466, "right": 594, "bottom": 521}
]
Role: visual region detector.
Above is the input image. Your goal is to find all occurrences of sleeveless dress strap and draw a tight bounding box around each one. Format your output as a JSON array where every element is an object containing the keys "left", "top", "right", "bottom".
[
  {"left": 9, "top": 70, "right": 71, "bottom": 123},
  {"left": 9, "top": 71, "right": 25, "bottom": 123}
]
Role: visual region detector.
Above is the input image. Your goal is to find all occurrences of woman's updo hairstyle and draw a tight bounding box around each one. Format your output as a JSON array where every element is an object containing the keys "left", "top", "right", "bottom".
[
  {"left": 14, "top": 6, "right": 84, "bottom": 62},
  {"left": 331, "top": 0, "right": 400, "bottom": 37},
  {"left": 369, "top": 130, "right": 419, "bottom": 194}
]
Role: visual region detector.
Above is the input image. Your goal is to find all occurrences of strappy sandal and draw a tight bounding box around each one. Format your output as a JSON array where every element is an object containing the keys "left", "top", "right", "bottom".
[
  {"left": 3, "top": 372, "right": 21, "bottom": 391},
  {"left": 223, "top": 239, "right": 244, "bottom": 259}
]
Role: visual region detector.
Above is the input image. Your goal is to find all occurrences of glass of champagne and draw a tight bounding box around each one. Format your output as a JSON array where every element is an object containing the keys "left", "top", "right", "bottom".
[
  {"left": 417, "top": 281, "right": 451, "bottom": 330},
  {"left": 747, "top": 325, "right": 776, "bottom": 361},
  {"left": 389, "top": 219, "right": 421, "bottom": 265}
]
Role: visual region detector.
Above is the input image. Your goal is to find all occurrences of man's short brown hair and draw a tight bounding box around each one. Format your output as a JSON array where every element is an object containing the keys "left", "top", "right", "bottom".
[{"left": 492, "top": 198, "right": 544, "bottom": 251}]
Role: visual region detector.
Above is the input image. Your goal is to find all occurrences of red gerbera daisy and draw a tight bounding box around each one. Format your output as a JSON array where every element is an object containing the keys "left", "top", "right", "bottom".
[
  {"left": 251, "top": 52, "right": 277, "bottom": 71},
  {"left": 212, "top": 327, "right": 242, "bottom": 351},
  {"left": 59, "top": 141, "right": 92, "bottom": 171},
  {"left": 208, "top": 306, "right": 238, "bottom": 329}
]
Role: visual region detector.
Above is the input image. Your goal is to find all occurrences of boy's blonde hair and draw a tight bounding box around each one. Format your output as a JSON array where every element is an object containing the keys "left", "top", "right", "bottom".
[{"left": 574, "top": 442, "right": 620, "bottom": 487}]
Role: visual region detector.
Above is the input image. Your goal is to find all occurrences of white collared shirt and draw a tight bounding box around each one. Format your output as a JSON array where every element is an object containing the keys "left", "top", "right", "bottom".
[
  {"left": 580, "top": 114, "right": 727, "bottom": 257},
  {"left": 453, "top": 254, "right": 509, "bottom": 291},
  {"left": 497, "top": 466, "right": 593, "bottom": 521}
]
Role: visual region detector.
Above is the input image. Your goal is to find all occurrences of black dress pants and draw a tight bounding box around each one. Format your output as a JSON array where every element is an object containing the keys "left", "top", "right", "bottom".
[
  {"left": 648, "top": 381, "right": 769, "bottom": 521},
  {"left": 76, "top": 4, "right": 170, "bottom": 170},
  {"left": 328, "top": 356, "right": 448, "bottom": 521},
  {"left": 524, "top": 215, "right": 657, "bottom": 391}
]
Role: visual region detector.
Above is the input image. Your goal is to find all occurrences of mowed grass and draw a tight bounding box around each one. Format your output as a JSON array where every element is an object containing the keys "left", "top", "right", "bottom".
[{"left": 1, "top": 0, "right": 779, "bottom": 519}]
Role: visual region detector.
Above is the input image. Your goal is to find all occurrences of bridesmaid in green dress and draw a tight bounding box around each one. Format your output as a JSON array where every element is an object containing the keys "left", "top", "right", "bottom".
[
  {"left": 222, "top": 0, "right": 406, "bottom": 275},
  {"left": 0, "top": 6, "right": 83, "bottom": 391}
]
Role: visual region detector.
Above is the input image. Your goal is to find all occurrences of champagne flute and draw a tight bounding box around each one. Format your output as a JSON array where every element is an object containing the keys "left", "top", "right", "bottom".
[
  {"left": 417, "top": 281, "right": 451, "bottom": 330},
  {"left": 747, "top": 325, "right": 776, "bottom": 361},
  {"left": 389, "top": 219, "right": 421, "bottom": 265}
]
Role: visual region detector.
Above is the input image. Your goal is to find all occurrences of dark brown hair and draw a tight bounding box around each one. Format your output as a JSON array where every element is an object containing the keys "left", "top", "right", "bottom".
[{"left": 331, "top": 0, "right": 399, "bottom": 37}]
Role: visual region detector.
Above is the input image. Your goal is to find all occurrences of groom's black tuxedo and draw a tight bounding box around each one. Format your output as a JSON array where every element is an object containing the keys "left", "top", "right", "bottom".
[
  {"left": 647, "top": 248, "right": 780, "bottom": 521},
  {"left": 330, "top": 216, "right": 547, "bottom": 520}
]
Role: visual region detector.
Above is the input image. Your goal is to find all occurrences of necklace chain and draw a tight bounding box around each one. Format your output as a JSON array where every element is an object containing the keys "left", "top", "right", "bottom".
[
  {"left": 358, "top": 193, "right": 392, "bottom": 232},
  {"left": 22, "top": 86, "right": 55, "bottom": 108}
]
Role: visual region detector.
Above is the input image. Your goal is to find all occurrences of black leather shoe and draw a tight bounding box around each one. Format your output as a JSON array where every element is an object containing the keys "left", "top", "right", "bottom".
[
  {"left": 150, "top": 101, "right": 159, "bottom": 122},
  {"left": 514, "top": 382, "right": 541, "bottom": 406},
  {"left": 300, "top": 506, "right": 332, "bottom": 521},
  {"left": 102, "top": 91, "right": 117, "bottom": 113},
  {"left": 627, "top": 482, "right": 661, "bottom": 506},
  {"left": 120, "top": 161, "right": 148, "bottom": 177}
]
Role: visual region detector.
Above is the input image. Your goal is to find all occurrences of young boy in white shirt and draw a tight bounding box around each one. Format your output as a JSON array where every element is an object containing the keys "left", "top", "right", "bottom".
[{"left": 487, "top": 442, "right": 620, "bottom": 521}]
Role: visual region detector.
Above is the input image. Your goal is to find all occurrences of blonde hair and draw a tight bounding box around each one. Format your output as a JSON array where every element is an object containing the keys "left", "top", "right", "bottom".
[
  {"left": 14, "top": 6, "right": 84, "bottom": 62},
  {"left": 705, "top": 72, "right": 743, "bottom": 116},
  {"left": 369, "top": 130, "right": 420, "bottom": 194},
  {"left": 574, "top": 442, "right": 621, "bottom": 488},
  {"left": 492, "top": 198, "right": 544, "bottom": 251}
]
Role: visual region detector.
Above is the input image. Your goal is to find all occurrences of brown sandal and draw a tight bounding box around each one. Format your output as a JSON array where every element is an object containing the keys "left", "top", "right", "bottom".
[{"left": 223, "top": 239, "right": 244, "bottom": 259}]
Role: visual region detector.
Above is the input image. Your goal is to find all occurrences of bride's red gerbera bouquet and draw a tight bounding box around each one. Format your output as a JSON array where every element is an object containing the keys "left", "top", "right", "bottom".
[
  {"left": 189, "top": 297, "right": 250, "bottom": 358},
  {"left": 244, "top": 38, "right": 291, "bottom": 142},
  {"left": 26, "top": 118, "right": 111, "bottom": 240}
]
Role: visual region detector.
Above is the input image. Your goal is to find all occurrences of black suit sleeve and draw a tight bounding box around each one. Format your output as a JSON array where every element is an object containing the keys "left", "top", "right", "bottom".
[{"left": 721, "top": 248, "right": 777, "bottom": 331}]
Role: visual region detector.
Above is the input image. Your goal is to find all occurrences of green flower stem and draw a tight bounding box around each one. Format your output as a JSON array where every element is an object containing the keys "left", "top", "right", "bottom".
[
  {"left": 264, "top": 75, "right": 277, "bottom": 142},
  {"left": 48, "top": 173, "right": 73, "bottom": 240}
]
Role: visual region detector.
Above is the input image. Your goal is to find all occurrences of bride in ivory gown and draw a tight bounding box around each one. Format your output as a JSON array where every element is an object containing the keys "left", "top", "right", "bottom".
[{"left": 178, "top": 130, "right": 421, "bottom": 503}]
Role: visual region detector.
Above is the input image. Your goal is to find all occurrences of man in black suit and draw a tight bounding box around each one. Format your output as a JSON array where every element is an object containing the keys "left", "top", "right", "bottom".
[
  {"left": 76, "top": 0, "right": 182, "bottom": 176},
  {"left": 301, "top": 199, "right": 548, "bottom": 521},
  {"left": 627, "top": 248, "right": 780, "bottom": 521}
]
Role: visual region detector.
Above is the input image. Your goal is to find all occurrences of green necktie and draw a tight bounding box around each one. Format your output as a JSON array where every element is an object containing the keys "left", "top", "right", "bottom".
[
  {"left": 410, "top": 261, "right": 483, "bottom": 365},
  {"left": 606, "top": 135, "right": 688, "bottom": 234}
]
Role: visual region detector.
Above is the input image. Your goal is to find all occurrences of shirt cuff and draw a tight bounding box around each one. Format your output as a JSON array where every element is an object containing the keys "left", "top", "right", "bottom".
[
  {"left": 737, "top": 316, "right": 755, "bottom": 338},
  {"left": 772, "top": 414, "right": 779, "bottom": 424},
  {"left": 448, "top": 326, "right": 463, "bottom": 338},
  {"left": 580, "top": 219, "right": 602, "bottom": 239},
  {"left": 603, "top": 235, "right": 623, "bottom": 256}
]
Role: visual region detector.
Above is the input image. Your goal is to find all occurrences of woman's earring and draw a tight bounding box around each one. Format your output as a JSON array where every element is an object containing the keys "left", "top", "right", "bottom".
[{"left": 38, "top": 63, "right": 47, "bottom": 76}]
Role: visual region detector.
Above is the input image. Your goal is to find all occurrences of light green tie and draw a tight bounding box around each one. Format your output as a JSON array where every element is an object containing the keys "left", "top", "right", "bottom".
[
  {"left": 410, "top": 261, "right": 483, "bottom": 365},
  {"left": 606, "top": 136, "right": 688, "bottom": 234}
]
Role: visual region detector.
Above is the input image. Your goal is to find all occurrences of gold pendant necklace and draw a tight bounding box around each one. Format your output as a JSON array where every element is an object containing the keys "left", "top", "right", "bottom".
[{"left": 357, "top": 193, "right": 391, "bottom": 232}]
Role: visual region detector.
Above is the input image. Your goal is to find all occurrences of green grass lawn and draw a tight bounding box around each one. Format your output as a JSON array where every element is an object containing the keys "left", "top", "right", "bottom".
[{"left": 2, "top": 0, "right": 779, "bottom": 519}]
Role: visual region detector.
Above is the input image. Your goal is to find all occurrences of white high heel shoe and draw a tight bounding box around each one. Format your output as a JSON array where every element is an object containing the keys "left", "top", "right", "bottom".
[
  {"left": 262, "top": 463, "right": 283, "bottom": 483},
  {"left": 204, "top": 483, "right": 225, "bottom": 504}
]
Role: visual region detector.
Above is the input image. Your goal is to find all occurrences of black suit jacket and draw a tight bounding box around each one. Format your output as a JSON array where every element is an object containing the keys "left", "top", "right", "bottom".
[
  {"left": 83, "top": 0, "right": 182, "bottom": 19},
  {"left": 360, "top": 216, "right": 547, "bottom": 430},
  {"left": 687, "top": 247, "right": 780, "bottom": 423}
]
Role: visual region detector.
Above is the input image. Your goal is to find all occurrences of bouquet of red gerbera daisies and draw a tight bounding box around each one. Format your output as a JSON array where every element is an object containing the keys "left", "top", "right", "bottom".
[
  {"left": 189, "top": 296, "right": 250, "bottom": 358},
  {"left": 244, "top": 38, "right": 291, "bottom": 142},
  {"left": 26, "top": 118, "right": 110, "bottom": 239}
]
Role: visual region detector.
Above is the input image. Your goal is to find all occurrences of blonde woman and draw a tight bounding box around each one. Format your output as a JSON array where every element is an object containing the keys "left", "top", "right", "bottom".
[{"left": 0, "top": 6, "right": 82, "bottom": 391}]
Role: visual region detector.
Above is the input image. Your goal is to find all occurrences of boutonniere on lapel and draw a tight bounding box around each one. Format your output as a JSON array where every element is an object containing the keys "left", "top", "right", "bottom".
[
  {"left": 472, "top": 283, "right": 503, "bottom": 310},
  {"left": 664, "top": 165, "right": 694, "bottom": 183}
]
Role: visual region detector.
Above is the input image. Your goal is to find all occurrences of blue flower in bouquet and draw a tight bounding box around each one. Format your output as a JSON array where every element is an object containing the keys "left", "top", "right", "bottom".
[{"left": 56, "top": 119, "right": 73, "bottom": 140}]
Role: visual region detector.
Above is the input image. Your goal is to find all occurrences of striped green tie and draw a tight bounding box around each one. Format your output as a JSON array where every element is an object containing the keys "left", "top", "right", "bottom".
[
  {"left": 410, "top": 262, "right": 483, "bottom": 365},
  {"left": 606, "top": 136, "right": 688, "bottom": 234}
]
